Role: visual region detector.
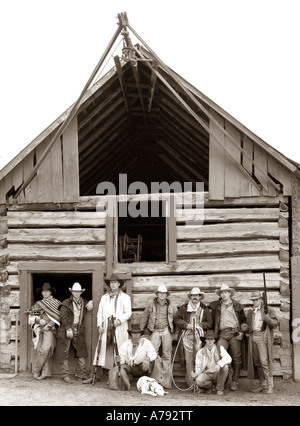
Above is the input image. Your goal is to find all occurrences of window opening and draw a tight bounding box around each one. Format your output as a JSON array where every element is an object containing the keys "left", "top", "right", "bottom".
[{"left": 118, "top": 200, "right": 166, "bottom": 262}]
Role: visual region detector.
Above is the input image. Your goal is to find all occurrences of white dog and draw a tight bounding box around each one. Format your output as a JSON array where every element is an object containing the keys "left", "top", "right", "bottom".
[{"left": 136, "top": 376, "right": 168, "bottom": 397}]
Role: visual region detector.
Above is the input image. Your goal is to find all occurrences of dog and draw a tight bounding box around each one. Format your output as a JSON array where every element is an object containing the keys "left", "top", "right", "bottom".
[{"left": 136, "top": 376, "right": 168, "bottom": 397}]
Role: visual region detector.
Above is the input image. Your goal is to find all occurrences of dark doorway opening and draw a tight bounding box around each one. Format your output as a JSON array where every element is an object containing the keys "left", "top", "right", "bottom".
[
  {"left": 118, "top": 200, "right": 166, "bottom": 262},
  {"left": 32, "top": 273, "right": 93, "bottom": 376},
  {"left": 32, "top": 273, "right": 93, "bottom": 304}
]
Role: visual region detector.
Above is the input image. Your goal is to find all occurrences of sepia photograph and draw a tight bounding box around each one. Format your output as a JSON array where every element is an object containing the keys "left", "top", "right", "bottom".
[{"left": 0, "top": 0, "right": 300, "bottom": 411}]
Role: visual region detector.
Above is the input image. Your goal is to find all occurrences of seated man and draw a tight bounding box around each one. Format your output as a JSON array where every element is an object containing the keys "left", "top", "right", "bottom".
[
  {"left": 118, "top": 323, "right": 157, "bottom": 390},
  {"left": 191, "top": 330, "right": 232, "bottom": 396}
]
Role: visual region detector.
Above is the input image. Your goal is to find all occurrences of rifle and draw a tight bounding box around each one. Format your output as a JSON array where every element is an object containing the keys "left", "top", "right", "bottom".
[
  {"left": 110, "top": 315, "right": 122, "bottom": 390},
  {"left": 91, "top": 331, "right": 102, "bottom": 385},
  {"left": 263, "top": 272, "right": 269, "bottom": 314},
  {"left": 192, "top": 316, "right": 196, "bottom": 394}
]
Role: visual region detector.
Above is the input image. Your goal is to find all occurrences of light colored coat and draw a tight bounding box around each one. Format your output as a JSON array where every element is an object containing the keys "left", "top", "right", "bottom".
[
  {"left": 119, "top": 337, "right": 157, "bottom": 366},
  {"left": 97, "top": 290, "right": 132, "bottom": 367},
  {"left": 195, "top": 344, "right": 232, "bottom": 375}
]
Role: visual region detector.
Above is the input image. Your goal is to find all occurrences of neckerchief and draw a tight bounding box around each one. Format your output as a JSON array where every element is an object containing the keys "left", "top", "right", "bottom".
[{"left": 36, "top": 296, "right": 60, "bottom": 326}]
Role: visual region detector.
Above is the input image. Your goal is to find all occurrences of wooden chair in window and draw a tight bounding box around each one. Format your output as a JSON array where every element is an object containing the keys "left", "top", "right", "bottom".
[{"left": 119, "top": 233, "right": 143, "bottom": 263}]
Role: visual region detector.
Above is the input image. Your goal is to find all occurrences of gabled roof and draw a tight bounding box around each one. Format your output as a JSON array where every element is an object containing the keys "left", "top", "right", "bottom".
[{"left": 1, "top": 20, "right": 299, "bottom": 191}]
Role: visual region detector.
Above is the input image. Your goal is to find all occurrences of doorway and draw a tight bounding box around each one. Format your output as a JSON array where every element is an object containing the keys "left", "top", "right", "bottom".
[
  {"left": 32, "top": 273, "right": 93, "bottom": 375},
  {"left": 19, "top": 262, "right": 103, "bottom": 374}
]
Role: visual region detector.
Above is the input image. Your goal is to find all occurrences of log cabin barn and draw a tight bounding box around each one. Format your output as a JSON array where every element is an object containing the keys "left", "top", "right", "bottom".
[{"left": 1, "top": 12, "right": 300, "bottom": 381}]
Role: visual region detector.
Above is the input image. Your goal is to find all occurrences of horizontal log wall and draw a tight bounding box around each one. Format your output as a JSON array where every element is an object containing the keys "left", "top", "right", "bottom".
[
  {"left": 1, "top": 208, "right": 107, "bottom": 371},
  {"left": 0, "top": 205, "right": 13, "bottom": 370},
  {"left": 0, "top": 194, "right": 293, "bottom": 378},
  {"left": 114, "top": 195, "right": 292, "bottom": 378}
]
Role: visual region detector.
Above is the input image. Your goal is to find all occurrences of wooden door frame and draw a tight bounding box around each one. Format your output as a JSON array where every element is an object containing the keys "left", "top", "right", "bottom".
[{"left": 18, "top": 261, "right": 103, "bottom": 371}]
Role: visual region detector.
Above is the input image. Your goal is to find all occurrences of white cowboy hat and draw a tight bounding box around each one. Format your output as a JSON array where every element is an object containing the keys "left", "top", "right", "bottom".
[
  {"left": 69, "top": 282, "right": 85, "bottom": 293},
  {"left": 188, "top": 287, "right": 205, "bottom": 300},
  {"left": 155, "top": 284, "right": 170, "bottom": 296},
  {"left": 215, "top": 283, "right": 235, "bottom": 297}
]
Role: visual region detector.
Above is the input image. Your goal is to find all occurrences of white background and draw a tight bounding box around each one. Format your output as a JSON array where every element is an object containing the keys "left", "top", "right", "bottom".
[{"left": 1, "top": 0, "right": 299, "bottom": 169}]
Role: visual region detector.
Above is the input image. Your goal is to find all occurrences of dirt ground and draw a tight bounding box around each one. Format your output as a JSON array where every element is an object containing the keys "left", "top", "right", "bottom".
[{"left": 0, "top": 371, "right": 300, "bottom": 407}]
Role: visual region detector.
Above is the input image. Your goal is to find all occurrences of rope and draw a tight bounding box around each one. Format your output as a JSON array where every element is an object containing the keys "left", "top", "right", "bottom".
[
  {"left": 93, "top": 37, "right": 123, "bottom": 83},
  {"left": 171, "top": 328, "right": 202, "bottom": 392},
  {"left": 182, "top": 327, "right": 203, "bottom": 352}
]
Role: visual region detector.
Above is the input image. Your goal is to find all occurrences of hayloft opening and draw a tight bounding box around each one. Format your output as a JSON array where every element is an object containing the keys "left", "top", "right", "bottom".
[
  {"left": 118, "top": 201, "right": 166, "bottom": 262},
  {"left": 77, "top": 59, "right": 209, "bottom": 196}
]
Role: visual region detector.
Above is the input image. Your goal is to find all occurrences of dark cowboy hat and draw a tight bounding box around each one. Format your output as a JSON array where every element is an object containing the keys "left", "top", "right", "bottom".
[
  {"left": 249, "top": 291, "right": 263, "bottom": 300},
  {"left": 36, "top": 282, "right": 56, "bottom": 296},
  {"left": 127, "top": 323, "right": 144, "bottom": 335},
  {"left": 104, "top": 273, "right": 125, "bottom": 288},
  {"left": 200, "top": 329, "right": 217, "bottom": 343}
]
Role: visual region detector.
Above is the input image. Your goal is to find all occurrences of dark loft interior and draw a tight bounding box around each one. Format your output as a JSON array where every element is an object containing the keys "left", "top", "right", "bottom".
[
  {"left": 118, "top": 201, "right": 166, "bottom": 262},
  {"left": 78, "top": 58, "right": 209, "bottom": 196}
]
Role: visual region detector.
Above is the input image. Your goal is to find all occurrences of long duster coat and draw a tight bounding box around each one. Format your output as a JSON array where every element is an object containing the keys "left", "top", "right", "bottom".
[
  {"left": 246, "top": 304, "right": 278, "bottom": 378},
  {"left": 96, "top": 290, "right": 132, "bottom": 368}
]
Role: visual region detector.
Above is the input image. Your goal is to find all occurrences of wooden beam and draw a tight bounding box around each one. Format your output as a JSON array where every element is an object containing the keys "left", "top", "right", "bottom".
[
  {"left": 158, "top": 126, "right": 209, "bottom": 172},
  {"left": 114, "top": 55, "right": 130, "bottom": 113},
  {"left": 13, "top": 22, "right": 123, "bottom": 199},
  {"left": 148, "top": 58, "right": 158, "bottom": 113},
  {"left": 158, "top": 153, "right": 192, "bottom": 182},
  {"left": 79, "top": 109, "right": 127, "bottom": 160},
  {"left": 114, "top": 255, "right": 282, "bottom": 275},
  {"left": 156, "top": 139, "right": 208, "bottom": 185},
  {"left": 79, "top": 115, "right": 128, "bottom": 166},
  {"left": 130, "top": 38, "right": 281, "bottom": 192},
  {"left": 78, "top": 87, "right": 122, "bottom": 131},
  {"left": 134, "top": 47, "right": 265, "bottom": 192},
  {"left": 78, "top": 96, "right": 125, "bottom": 143},
  {"left": 159, "top": 101, "right": 209, "bottom": 148}
]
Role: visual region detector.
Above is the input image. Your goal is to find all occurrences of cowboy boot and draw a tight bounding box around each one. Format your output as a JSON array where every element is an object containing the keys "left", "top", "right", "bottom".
[
  {"left": 252, "top": 367, "right": 267, "bottom": 393},
  {"left": 120, "top": 368, "right": 131, "bottom": 390},
  {"left": 231, "top": 364, "right": 240, "bottom": 391}
]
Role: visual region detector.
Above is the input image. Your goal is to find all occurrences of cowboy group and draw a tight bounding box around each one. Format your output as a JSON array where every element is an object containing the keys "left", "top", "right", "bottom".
[{"left": 27, "top": 275, "right": 278, "bottom": 396}]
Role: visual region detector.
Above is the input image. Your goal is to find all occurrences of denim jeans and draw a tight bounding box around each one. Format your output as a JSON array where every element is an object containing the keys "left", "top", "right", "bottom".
[
  {"left": 150, "top": 328, "right": 173, "bottom": 362},
  {"left": 62, "top": 338, "right": 86, "bottom": 377},
  {"left": 195, "top": 364, "right": 229, "bottom": 391},
  {"left": 252, "top": 331, "right": 273, "bottom": 389},
  {"left": 217, "top": 329, "right": 241, "bottom": 382}
]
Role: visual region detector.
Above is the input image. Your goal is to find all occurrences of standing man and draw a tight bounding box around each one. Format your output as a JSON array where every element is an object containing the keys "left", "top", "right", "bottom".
[
  {"left": 139, "top": 284, "right": 177, "bottom": 388},
  {"left": 95, "top": 274, "right": 132, "bottom": 374},
  {"left": 118, "top": 323, "right": 157, "bottom": 390},
  {"left": 174, "top": 287, "right": 212, "bottom": 387},
  {"left": 191, "top": 330, "right": 232, "bottom": 396},
  {"left": 28, "top": 282, "right": 61, "bottom": 380},
  {"left": 56, "top": 282, "right": 93, "bottom": 383},
  {"left": 246, "top": 291, "right": 278, "bottom": 394},
  {"left": 210, "top": 283, "right": 247, "bottom": 392}
]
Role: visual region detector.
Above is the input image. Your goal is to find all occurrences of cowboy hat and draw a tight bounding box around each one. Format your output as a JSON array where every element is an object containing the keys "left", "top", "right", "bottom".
[
  {"left": 155, "top": 284, "right": 170, "bottom": 296},
  {"left": 127, "top": 323, "right": 144, "bottom": 335},
  {"left": 69, "top": 282, "right": 85, "bottom": 293},
  {"left": 36, "top": 282, "right": 56, "bottom": 296},
  {"left": 188, "top": 287, "right": 205, "bottom": 300},
  {"left": 249, "top": 291, "right": 263, "bottom": 300},
  {"left": 215, "top": 283, "right": 236, "bottom": 297},
  {"left": 104, "top": 273, "right": 124, "bottom": 288},
  {"left": 200, "top": 329, "right": 217, "bottom": 343}
]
